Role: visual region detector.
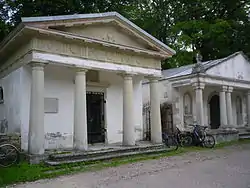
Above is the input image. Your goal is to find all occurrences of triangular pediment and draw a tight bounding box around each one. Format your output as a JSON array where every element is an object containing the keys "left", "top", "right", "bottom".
[
  {"left": 21, "top": 12, "right": 175, "bottom": 56},
  {"left": 206, "top": 52, "right": 250, "bottom": 81},
  {"left": 57, "top": 23, "right": 151, "bottom": 50}
]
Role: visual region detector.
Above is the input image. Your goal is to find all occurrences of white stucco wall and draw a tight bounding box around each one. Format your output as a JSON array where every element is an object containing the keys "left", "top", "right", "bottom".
[
  {"left": 207, "top": 54, "right": 250, "bottom": 81},
  {"left": 146, "top": 81, "right": 247, "bottom": 130},
  {"left": 0, "top": 68, "right": 22, "bottom": 134},
  {"left": 142, "top": 79, "right": 171, "bottom": 105},
  {"left": 20, "top": 65, "right": 144, "bottom": 150},
  {"left": 142, "top": 79, "right": 247, "bottom": 130},
  {"left": 142, "top": 79, "right": 183, "bottom": 130}
]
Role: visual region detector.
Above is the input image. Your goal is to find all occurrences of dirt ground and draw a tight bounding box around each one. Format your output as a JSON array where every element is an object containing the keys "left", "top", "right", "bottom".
[{"left": 9, "top": 144, "right": 250, "bottom": 188}]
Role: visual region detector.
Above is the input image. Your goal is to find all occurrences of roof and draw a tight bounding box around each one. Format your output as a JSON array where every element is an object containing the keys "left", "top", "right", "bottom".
[
  {"left": 21, "top": 12, "right": 176, "bottom": 55},
  {"left": 162, "top": 51, "right": 245, "bottom": 79}
]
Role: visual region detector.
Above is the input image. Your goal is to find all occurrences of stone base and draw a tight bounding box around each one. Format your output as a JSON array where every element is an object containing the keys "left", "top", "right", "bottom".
[
  {"left": 208, "top": 128, "right": 239, "bottom": 144},
  {"left": 26, "top": 153, "right": 49, "bottom": 164}
]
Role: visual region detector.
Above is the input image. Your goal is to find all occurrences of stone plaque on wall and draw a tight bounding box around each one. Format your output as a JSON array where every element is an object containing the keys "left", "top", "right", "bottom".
[{"left": 44, "top": 98, "right": 59, "bottom": 113}]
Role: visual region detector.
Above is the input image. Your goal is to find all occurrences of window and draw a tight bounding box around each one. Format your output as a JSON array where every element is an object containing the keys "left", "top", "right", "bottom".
[
  {"left": 183, "top": 93, "right": 192, "bottom": 115},
  {"left": 0, "top": 87, "right": 4, "bottom": 103}
]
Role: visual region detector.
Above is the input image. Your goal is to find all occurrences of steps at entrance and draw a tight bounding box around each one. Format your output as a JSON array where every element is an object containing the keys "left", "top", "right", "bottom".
[
  {"left": 239, "top": 132, "right": 250, "bottom": 139},
  {"left": 45, "top": 144, "right": 169, "bottom": 166},
  {"left": 238, "top": 128, "right": 250, "bottom": 140}
]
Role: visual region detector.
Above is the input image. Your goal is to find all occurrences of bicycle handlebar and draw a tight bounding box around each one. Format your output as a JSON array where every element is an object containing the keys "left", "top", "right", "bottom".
[{"left": 188, "top": 124, "right": 209, "bottom": 130}]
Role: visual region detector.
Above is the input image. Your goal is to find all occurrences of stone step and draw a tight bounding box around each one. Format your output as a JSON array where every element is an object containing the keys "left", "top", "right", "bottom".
[
  {"left": 45, "top": 147, "right": 171, "bottom": 166},
  {"left": 49, "top": 144, "right": 164, "bottom": 162},
  {"left": 239, "top": 132, "right": 250, "bottom": 139}
]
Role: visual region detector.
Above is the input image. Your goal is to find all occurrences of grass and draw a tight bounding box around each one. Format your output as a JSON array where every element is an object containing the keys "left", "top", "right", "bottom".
[{"left": 0, "top": 139, "right": 250, "bottom": 187}]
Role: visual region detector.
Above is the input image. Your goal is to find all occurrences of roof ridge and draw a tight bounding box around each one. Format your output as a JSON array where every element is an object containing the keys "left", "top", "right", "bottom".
[{"left": 21, "top": 12, "right": 118, "bottom": 22}]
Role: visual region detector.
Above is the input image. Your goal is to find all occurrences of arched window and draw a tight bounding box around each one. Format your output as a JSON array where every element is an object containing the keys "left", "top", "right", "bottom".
[
  {"left": 0, "top": 87, "right": 3, "bottom": 103},
  {"left": 236, "top": 96, "right": 243, "bottom": 125},
  {"left": 183, "top": 93, "right": 192, "bottom": 115}
]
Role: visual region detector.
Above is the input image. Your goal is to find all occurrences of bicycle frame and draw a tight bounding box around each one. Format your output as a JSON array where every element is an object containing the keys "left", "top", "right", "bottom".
[{"left": 190, "top": 124, "right": 207, "bottom": 145}]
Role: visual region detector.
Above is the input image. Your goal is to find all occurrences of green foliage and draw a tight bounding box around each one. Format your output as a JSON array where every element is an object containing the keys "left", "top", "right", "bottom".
[{"left": 0, "top": 0, "right": 250, "bottom": 68}]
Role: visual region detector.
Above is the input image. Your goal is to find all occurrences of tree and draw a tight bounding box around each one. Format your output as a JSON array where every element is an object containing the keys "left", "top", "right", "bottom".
[{"left": 1, "top": 0, "right": 250, "bottom": 69}]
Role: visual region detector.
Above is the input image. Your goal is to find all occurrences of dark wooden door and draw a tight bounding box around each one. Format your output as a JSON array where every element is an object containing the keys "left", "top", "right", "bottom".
[
  {"left": 87, "top": 92, "right": 105, "bottom": 144},
  {"left": 209, "top": 95, "right": 220, "bottom": 129}
]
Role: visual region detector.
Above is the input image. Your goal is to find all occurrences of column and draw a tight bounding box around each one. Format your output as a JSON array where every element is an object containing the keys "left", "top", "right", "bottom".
[
  {"left": 74, "top": 69, "right": 88, "bottom": 150},
  {"left": 122, "top": 74, "right": 135, "bottom": 146},
  {"left": 28, "top": 63, "right": 45, "bottom": 155},
  {"left": 150, "top": 78, "right": 162, "bottom": 144},
  {"left": 247, "top": 91, "right": 250, "bottom": 127},
  {"left": 219, "top": 86, "right": 228, "bottom": 127},
  {"left": 193, "top": 82, "right": 205, "bottom": 126},
  {"left": 226, "top": 86, "right": 234, "bottom": 126}
]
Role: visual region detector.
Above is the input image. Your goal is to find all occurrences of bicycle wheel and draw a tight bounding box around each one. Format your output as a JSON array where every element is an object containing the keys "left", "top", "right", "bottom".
[
  {"left": 203, "top": 134, "right": 215, "bottom": 148},
  {"left": 0, "top": 144, "right": 20, "bottom": 167},
  {"left": 165, "top": 136, "right": 178, "bottom": 151},
  {"left": 180, "top": 135, "right": 193, "bottom": 147}
]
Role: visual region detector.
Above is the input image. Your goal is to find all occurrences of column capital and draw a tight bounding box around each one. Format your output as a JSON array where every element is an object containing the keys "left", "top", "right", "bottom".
[
  {"left": 75, "top": 67, "right": 88, "bottom": 73},
  {"left": 192, "top": 82, "right": 205, "bottom": 90},
  {"left": 227, "top": 86, "right": 233, "bottom": 93},
  {"left": 221, "top": 86, "right": 228, "bottom": 92},
  {"left": 29, "top": 62, "right": 46, "bottom": 70},
  {"left": 147, "top": 75, "right": 162, "bottom": 81},
  {"left": 149, "top": 78, "right": 160, "bottom": 83},
  {"left": 118, "top": 72, "right": 135, "bottom": 79}
]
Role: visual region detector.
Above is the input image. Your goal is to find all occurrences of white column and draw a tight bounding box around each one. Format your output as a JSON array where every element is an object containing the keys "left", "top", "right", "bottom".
[
  {"left": 220, "top": 86, "right": 228, "bottom": 127},
  {"left": 74, "top": 69, "right": 88, "bottom": 150},
  {"left": 247, "top": 91, "right": 250, "bottom": 127},
  {"left": 226, "top": 86, "right": 234, "bottom": 126},
  {"left": 193, "top": 82, "right": 205, "bottom": 126},
  {"left": 150, "top": 78, "right": 162, "bottom": 144},
  {"left": 28, "top": 63, "right": 45, "bottom": 155},
  {"left": 122, "top": 74, "right": 135, "bottom": 146}
]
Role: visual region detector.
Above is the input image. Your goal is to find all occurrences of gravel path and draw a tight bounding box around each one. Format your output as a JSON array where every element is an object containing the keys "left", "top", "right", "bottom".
[{"left": 8, "top": 144, "right": 250, "bottom": 188}]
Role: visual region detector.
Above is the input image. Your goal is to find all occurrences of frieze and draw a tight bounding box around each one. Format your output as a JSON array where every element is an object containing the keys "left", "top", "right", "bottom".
[{"left": 32, "top": 37, "right": 161, "bottom": 69}]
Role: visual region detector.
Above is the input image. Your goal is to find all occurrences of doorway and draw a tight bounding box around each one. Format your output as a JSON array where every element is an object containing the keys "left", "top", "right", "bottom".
[
  {"left": 86, "top": 91, "right": 105, "bottom": 144},
  {"left": 209, "top": 95, "right": 220, "bottom": 129}
]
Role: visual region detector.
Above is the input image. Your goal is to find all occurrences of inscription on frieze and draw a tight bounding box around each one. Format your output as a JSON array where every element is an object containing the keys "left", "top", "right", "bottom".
[{"left": 32, "top": 37, "right": 161, "bottom": 69}]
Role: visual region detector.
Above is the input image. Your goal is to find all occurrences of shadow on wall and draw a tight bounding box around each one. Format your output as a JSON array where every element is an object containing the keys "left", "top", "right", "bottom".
[{"left": 0, "top": 119, "right": 8, "bottom": 133}]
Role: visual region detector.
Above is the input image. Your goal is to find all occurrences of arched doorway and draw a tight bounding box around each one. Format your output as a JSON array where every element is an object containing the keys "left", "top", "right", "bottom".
[{"left": 209, "top": 95, "right": 220, "bottom": 129}]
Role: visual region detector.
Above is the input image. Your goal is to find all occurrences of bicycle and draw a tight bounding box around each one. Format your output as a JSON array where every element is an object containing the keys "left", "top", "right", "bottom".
[
  {"left": 162, "top": 132, "right": 179, "bottom": 151},
  {"left": 188, "top": 124, "right": 215, "bottom": 148},
  {"left": 176, "top": 127, "right": 193, "bottom": 147},
  {"left": 0, "top": 134, "right": 20, "bottom": 167}
]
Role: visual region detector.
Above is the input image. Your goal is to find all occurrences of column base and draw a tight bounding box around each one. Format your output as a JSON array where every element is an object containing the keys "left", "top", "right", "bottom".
[
  {"left": 26, "top": 153, "right": 49, "bottom": 164},
  {"left": 73, "top": 143, "right": 88, "bottom": 151},
  {"left": 151, "top": 136, "right": 162, "bottom": 144},
  {"left": 218, "top": 126, "right": 238, "bottom": 132},
  {"left": 122, "top": 140, "right": 136, "bottom": 146}
]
